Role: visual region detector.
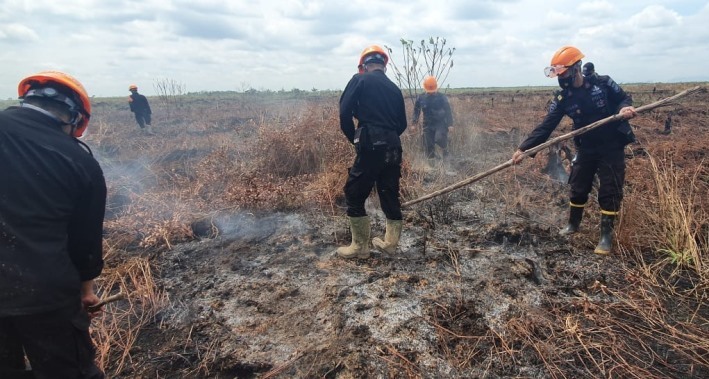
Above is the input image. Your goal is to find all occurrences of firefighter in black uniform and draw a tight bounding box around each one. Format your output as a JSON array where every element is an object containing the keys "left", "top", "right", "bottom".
[
  {"left": 128, "top": 84, "right": 153, "bottom": 134},
  {"left": 0, "top": 71, "right": 106, "bottom": 378},
  {"left": 582, "top": 62, "right": 598, "bottom": 83},
  {"left": 512, "top": 46, "right": 637, "bottom": 255},
  {"left": 337, "top": 45, "right": 408, "bottom": 259},
  {"left": 413, "top": 76, "right": 453, "bottom": 160}
]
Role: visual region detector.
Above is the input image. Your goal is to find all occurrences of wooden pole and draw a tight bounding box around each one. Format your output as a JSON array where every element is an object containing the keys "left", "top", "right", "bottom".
[
  {"left": 87, "top": 291, "right": 127, "bottom": 312},
  {"left": 402, "top": 85, "right": 704, "bottom": 208}
]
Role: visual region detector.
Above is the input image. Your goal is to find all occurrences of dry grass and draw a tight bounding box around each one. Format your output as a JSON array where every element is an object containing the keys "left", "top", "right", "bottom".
[
  {"left": 86, "top": 84, "right": 708, "bottom": 377},
  {"left": 644, "top": 155, "right": 707, "bottom": 279},
  {"left": 92, "top": 253, "right": 168, "bottom": 376},
  {"left": 431, "top": 277, "right": 709, "bottom": 378},
  {"left": 422, "top": 85, "right": 709, "bottom": 378}
]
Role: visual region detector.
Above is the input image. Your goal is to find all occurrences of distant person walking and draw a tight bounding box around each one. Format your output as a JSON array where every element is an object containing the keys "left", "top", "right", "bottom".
[
  {"left": 128, "top": 84, "right": 153, "bottom": 134},
  {"left": 413, "top": 76, "right": 454, "bottom": 160},
  {"left": 0, "top": 71, "right": 107, "bottom": 378},
  {"left": 337, "top": 45, "right": 408, "bottom": 259},
  {"left": 511, "top": 46, "right": 637, "bottom": 255}
]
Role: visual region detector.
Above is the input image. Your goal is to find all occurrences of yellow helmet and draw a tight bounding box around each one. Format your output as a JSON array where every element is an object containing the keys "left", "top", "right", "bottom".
[
  {"left": 18, "top": 71, "right": 91, "bottom": 137},
  {"left": 544, "top": 46, "right": 585, "bottom": 78},
  {"left": 423, "top": 76, "right": 438, "bottom": 93}
]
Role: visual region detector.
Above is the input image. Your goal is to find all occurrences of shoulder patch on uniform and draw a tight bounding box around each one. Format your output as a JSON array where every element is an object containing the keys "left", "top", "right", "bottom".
[{"left": 557, "top": 94, "right": 563, "bottom": 101}]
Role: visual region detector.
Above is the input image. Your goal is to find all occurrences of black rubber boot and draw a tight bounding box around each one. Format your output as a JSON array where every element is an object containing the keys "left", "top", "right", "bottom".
[
  {"left": 559, "top": 205, "right": 584, "bottom": 236},
  {"left": 594, "top": 214, "right": 616, "bottom": 255}
]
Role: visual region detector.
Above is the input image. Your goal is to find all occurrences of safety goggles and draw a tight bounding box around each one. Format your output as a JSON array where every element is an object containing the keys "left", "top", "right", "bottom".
[
  {"left": 23, "top": 87, "right": 85, "bottom": 126},
  {"left": 363, "top": 53, "right": 386, "bottom": 65},
  {"left": 544, "top": 64, "right": 573, "bottom": 78}
]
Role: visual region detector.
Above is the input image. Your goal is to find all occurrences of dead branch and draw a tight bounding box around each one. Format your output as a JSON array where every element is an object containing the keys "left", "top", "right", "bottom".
[{"left": 88, "top": 291, "right": 127, "bottom": 312}]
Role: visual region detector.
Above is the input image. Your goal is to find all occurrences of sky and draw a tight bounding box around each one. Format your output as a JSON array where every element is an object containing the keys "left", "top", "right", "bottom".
[{"left": 1, "top": 0, "right": 708, "bottom": 98}]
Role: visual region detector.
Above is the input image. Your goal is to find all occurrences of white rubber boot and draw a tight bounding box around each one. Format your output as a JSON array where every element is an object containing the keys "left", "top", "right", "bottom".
[
  {"left": 372, "top": 219, "right": 403, "bottom": 254},
  {"left": 337, "top": 216, "right": 371, "bottom": 259}
]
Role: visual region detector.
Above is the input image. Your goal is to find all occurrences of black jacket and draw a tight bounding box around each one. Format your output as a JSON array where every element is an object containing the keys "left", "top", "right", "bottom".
[
  {"left": 339, "top": 70, "right": 407, "bottom": 149},
  {"left": 413, "top": 92, "right": 453, "bottom": 128},
  {"left": 519, "top": 75, "right": 634, "bottom": 151},
  {"left": 0, "top": 106, "right": 106, "bottom": 316},
  {"left": 129, "top": 92, "right": 152, "bottom": 115}
]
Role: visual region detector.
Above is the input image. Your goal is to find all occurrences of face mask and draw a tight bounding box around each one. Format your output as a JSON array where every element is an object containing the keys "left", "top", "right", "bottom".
[{"left": 557, "top": 63, "right": 579, "bottom": 89}]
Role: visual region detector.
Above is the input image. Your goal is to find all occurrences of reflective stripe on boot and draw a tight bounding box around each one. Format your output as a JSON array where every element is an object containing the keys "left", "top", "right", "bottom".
[
  {"left": 594, "top": 213, "right": 616, "bottom": 255},
  {"left": 337, "top": 216, "right": 371, "bottom": 259},
  {"left": 372, "top": 219, "right": 403, "bottom": 254}
]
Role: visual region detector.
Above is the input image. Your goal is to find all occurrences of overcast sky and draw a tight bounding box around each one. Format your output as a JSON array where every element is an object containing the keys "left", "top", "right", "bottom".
[{"left": 1, "top": 0, "right": 708, "bottom": 98}]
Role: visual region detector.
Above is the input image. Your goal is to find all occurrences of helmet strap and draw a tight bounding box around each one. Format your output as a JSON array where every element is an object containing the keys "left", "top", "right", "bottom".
[
  {"left": 20, "top": 102, "right": 66, "bottom": 125},
  {"left": 363, "top": 63, "right": 386, "bottom": 73},
  {"left": 22, "top": 87, "right": 85, "bottom": 127}
]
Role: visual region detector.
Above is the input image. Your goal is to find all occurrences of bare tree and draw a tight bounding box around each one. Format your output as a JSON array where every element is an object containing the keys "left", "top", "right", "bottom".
[
  {"left": 153, "top": 78, "right": 186, "bottom": 118},
  {"left": 386, "top": 37, "right": 455, "bottom": 106}
]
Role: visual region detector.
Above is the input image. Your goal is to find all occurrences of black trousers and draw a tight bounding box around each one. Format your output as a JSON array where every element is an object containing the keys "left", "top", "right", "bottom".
[
  {"left": 422, "top": 125, "right": 449, "bottom": 158},
  {"left": 0, "top": 302, "right": 104, "bottom": 379},
  {"left": 134, "top": 112, "right": 151, "bottom": 129},
  {"left": 568, "top": 147, "right": 626, "bottom": 212},
  {"left": 344, "top": 147, "right": 403, "bottom": 220}
]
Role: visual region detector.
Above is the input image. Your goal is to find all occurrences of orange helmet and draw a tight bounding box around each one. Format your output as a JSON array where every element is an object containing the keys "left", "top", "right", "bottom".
[
  {"left": 544, "top": 46, "right": 585, "bottom": 78},
  {"left": 129, "top": 84, "right": 138, "bottom": 91},
  {"left": 423, "top": 76, "right": 438, "bottom": 93},
  {"left": 358, "top": 45, "right": 389, "bottom": 67},
  {"left": 18, "top": 71, "right": 91, "bottom": 137}
]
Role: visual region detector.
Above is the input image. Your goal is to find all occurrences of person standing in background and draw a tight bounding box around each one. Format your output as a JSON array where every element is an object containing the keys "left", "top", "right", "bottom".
[
  {"left": 128, "top": 84, "right": 154, "bottom": 134},
  {"left": 413, "top": 76, "right": 453, "bottom": 161}
]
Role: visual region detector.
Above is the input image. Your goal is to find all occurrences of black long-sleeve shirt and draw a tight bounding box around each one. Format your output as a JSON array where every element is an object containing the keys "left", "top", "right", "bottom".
[
  {"left": 519, "top": 75, "right": 633, "bottom": 151},
  {"left": 129, "top": 92, "right": 152, "bottom": 115},
  {"left": 339, "top": 70, "right": 407, "bottom": 148},
  {"left": 0, "top": 106, "right": 106, "bottom": 316},
  {"left": 412, "top": 92, "right": 453, "bottom": 128}
]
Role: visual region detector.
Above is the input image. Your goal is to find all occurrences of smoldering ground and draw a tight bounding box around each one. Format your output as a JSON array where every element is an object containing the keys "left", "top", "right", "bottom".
[{"left": 88, "top": 85, "right": 708, "bottom": 378}]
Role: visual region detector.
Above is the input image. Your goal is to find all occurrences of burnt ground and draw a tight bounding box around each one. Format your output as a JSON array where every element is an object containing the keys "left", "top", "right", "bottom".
[
  {"left": 117, "top": 164, "right": 666, "bottom": 378},
  {"left": 128, "top": 186, "right": 604, "bottom": 379},
  {"left": 101, "top": 86, "right": 709, "bottom": 379}
]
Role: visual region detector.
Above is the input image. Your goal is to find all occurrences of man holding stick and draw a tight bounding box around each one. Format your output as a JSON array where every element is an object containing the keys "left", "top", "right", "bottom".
[
  {"left": 0, "top": 71, "right": 106, "bottom": 378},
  {"left": 512, "top": 46, "right": 637, "bottom": 255}
]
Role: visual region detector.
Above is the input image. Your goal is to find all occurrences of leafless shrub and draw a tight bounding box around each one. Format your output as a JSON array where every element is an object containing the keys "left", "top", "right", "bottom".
[
  {"left": 387, "top": 37, "right": 456, "bottom": 106},
  {"left": 153, "top": 77, "right": 187, "bottom": 118}
]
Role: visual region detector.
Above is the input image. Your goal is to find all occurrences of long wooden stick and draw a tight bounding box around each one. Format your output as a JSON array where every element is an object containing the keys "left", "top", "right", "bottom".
[
  {"left": 402, "top": 85, "right": 704, "bottom": 208},
  {"left": 87, "top": 291, "right": 126, "bottom": 312}
]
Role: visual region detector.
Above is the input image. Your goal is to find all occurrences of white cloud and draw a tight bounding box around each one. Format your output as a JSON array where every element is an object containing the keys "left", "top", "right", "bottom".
[
  {"left": 577, "top": 1, "right": 615, "bottom": 18},
  {"left": 544, "top": 10, "right": 575, "bottom": 31},
  {"left": 0, "top": 23, "right": 39, "bottom": 42},
  {"left": 629, "top": 5, "right": 681, "bottom": 28},
  {"left": 0, "top": 0, "right": 707, "bottom": 98}
]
